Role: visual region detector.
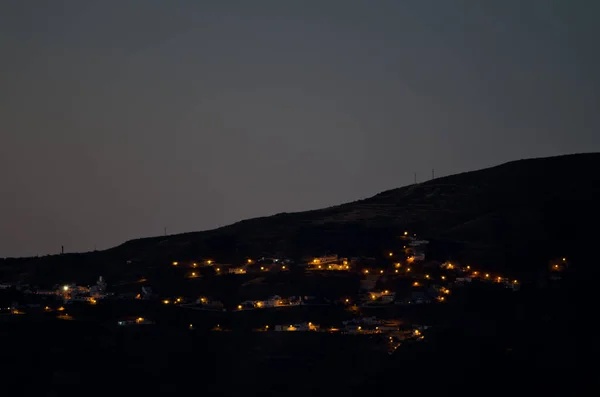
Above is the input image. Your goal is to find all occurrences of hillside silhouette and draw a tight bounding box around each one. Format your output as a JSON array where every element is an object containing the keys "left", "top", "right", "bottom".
[{"left": 2, "top": 153, "right": 599, "bottom": 282}]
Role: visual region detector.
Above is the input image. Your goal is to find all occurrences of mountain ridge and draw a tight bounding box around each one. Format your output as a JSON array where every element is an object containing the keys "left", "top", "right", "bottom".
[{"left": 2, "top": 152, "right": 599, "bottom": 283}]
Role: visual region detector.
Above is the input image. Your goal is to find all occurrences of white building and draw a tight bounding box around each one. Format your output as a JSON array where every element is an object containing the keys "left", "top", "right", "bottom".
[
  {"left": 367, "top": 291, "right": 395, "bottom": 303},
  {"left": 309, "top": 255, "right": 338, "bottom": 265}
]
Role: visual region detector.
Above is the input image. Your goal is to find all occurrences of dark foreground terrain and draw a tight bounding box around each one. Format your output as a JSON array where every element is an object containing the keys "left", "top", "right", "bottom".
[{"left": 3, "top": 272, "right": 593, "bottom": 396}]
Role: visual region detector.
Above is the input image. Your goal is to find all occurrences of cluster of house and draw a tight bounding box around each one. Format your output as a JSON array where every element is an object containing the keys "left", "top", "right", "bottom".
[
  {"left": 441, "top": 262, "right": 521, "bottom": 291},
  {"left": 117, "top": 317, "right": 155, "bottom": 326},
  {"left": 17, "top": 276, "right": 111, "bottom": 303},
  {"left": 268, "top": 316, "right": 428, "bottom": 352},
  {"left": 172, "top": 257, "right": 294, "bottom": 277},
  {"left": 360, "top": 286, "right": 447, "bottom": 306},
  {"left": 237, "top": 295, "right": 302, "bottom": 310},
  {"left": 306, "top": 255, "right": 353, "bottom": 271}
]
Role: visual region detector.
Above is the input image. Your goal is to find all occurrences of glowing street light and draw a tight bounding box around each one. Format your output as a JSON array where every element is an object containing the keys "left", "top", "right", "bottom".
[
  {"left": 62, "top": 285, "right": 69, "bottom": 292},
  {"left": 172, "top": 262, "right": 178, "bottom": 266}
]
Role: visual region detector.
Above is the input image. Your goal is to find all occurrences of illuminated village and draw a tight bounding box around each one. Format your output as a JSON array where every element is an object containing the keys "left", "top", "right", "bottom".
[{"left": 1, "top": 232, "right": 568, "bottom": 357}]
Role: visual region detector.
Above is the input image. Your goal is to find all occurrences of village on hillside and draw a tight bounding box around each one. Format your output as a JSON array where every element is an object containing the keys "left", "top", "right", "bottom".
[{"left": 1, "top": 232, "right": 568, "bottom": 356}]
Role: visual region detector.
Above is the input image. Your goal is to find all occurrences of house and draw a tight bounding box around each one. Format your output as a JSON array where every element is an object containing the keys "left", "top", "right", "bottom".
[
  {"left": 441, "top": 261, "right": 458, "bottom": 270},
  {"left": 454, "top": 277, "right": 472, "bottom": 286},
  {"left": 274, "top": 322, "right": 319, "bottom": 332},
  {"left": 412, "top": 252, "right": 425, "bottom": 261},
  {"left": 117, "top": 317, "right": 155, "bottom": 326},
  {"left": 308, "top": 255, "right": 339, "bottom": 268},
  {"left": 366, "top": 290, "right": 395, "bottom": 304}
]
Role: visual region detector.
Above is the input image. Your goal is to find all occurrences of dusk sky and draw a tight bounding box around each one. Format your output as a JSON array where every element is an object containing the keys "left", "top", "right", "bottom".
[{"left": 1, "top": 1, "right": 599, "bottom": 257}]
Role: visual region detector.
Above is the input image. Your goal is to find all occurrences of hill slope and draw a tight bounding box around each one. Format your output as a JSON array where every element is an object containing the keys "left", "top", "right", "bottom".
[{"left": 3, "top": 153, "right": 600, "bottom": 281}]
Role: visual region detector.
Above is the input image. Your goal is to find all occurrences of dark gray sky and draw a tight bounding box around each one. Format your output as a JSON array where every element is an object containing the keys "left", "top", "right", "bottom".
[{"left": 1, "top": 1, "right": 599, "bottom": 257}]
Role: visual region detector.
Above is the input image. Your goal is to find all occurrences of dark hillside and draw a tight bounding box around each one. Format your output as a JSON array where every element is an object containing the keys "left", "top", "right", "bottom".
[{"left": 2, "top": 153, "right": 599, "bottom": 281}]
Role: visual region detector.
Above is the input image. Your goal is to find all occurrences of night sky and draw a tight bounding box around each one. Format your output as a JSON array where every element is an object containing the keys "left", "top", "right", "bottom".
[{"left": 1, "top": 1, "right": 599, "bottom": 257}]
